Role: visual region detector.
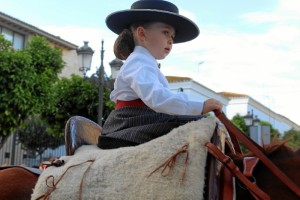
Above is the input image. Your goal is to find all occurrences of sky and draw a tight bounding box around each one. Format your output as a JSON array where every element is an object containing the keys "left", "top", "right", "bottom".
[{"left": 1, "top": 0, "right": 300, "bottom": 125}]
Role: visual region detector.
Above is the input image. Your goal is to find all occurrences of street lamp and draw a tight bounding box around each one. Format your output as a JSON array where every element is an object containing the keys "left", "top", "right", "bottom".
[
  {"left": 77, "top": 40, "right": 104, "bottom": 126},
  {"left": 109, "top": 58, "right": 123, "bottom": 80},
  {"left": 244, "top": 111, "right": 254, "bottom": 127},
  {"left": 244, "top": 110, "right": 270, "bottom": 146},
  {"left": 77, "top": 41, "right": 94, "bottom": 77},
  {"left": 253, "top": 116, "right": 261, "bottom": 126}
]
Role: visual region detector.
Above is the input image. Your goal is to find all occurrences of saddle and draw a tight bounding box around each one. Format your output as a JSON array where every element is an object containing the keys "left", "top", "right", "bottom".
[
  {"left": 62, "top": 113, "right": 300, "bottom": 200},
  {"left": 64, "top": 116, "right": 102, "bottom": 156},
  {"left": 32, "top": 116, "right": 218, "bottom": 200},
  {"left": 62, "top": 115, "right": 229, "bottom": 199}
]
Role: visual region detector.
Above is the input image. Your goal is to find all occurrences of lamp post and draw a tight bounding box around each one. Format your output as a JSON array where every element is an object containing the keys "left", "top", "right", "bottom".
[
  {"left": 77, "top": 40, "right": 104, "bottom": 126},
  {"left": 77, "top": 41, "right": 94, "bottom": 77},
  {"left": 109, "top": 58, "right": 123, "bottom": 80},
  {"left": 244, "top": 110, "right": 271, "bottom": 146},
  {"left": 97, "top": 40, "right": 105, "bottom": 126}
]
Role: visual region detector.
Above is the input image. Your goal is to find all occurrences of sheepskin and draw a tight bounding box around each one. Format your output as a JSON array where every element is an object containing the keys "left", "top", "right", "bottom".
[{"left": 31, "top": 116, "right": 219, "bottom": 200}]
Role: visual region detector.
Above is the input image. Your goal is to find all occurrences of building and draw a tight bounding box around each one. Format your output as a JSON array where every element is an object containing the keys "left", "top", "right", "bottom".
[
  {"left": 167, "top": 77, "right": 300, "bottom": 134},
  {"left": 219, "top": 92, "right": 300, "bottom": 133},
  {"left": 0, "top": 11, "right": 82, "bottom": 78},
  {"left": 166, "top": 76, "right": 229, "bottom": 113}
]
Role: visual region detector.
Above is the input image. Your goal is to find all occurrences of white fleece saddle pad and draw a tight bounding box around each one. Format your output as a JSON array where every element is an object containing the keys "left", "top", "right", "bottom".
[{"left": 32, "top": 116, "right": 220, "bottom": 200}]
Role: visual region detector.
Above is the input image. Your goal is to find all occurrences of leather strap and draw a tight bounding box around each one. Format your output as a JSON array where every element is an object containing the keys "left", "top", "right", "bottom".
[
  {"left": 222, "top": 167, "right": 235, "bottom": 200},
  {"left": 214, "top": 110, "right": 300, "bottom": 197},
  {"left": 206, "top": 142, "right": 270, "bottom": 200},
  {"left": 243, "top": 157, "right": 259, "bottom": 178}
]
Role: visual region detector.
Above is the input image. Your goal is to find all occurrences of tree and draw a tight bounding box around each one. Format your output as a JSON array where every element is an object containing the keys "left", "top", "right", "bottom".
[
  {"left": 41, "top": 75, "right": 98, "bottom": 136},
  {"left": 230, "top": 114, "right": 250, "bottom": 152},
  {"left": 231, "top": 114, "right": 248, "bottom": 135},
  {"left": 283, "top": 129, "right": 300, "bottom": 150},
  {"left": 15, "top": 115, "right": 64, "bottom": 162},
  {"left": 0, "top": 35, "right": 33, "bottom": 143},
  {"left": 40, "top": 65, "right": 116, "bottom": 137},
  {"left": 88, "top": 71, "right": 115, "bottom": 122},
  {"left": 230, "top": 114, "right": 279, "bottom": 152},
  {"left": 0, "top": 35, "right": 63, "bottom": 147}
]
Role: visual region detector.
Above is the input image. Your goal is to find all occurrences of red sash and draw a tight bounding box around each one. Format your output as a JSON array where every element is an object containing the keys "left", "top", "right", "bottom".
[{"left": 116, "top": 99, "right": 147, "bottom": 109}]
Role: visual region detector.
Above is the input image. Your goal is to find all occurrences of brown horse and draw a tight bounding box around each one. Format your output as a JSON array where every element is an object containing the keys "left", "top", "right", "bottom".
[
  {"left": 232, "top": 141, "right": 300, "bottom": 200},
  {"left": 0, "top": 166, "right": 40, "bottom": 200},
  {"left": 0, "top": 144, "right": 299, "bottom": 200}
]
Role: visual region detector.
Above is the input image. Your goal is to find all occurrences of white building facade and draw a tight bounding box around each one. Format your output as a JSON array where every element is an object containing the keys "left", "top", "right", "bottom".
[
  {"left": 221, "top": 93, "right": 300, "bottom": 133},
  {"left": 167, "top": 77, "right": 300, "bottom": 134}
]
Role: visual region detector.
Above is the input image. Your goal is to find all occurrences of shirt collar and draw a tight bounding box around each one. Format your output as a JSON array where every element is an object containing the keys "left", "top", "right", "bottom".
[{"left": 134, "top": 46, "right": 157, "bottom": 62}]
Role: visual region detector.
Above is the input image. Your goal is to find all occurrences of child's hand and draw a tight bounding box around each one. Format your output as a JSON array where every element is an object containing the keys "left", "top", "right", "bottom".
[{"left": 201, "top": 98, "right": 223, "bottom": 115}]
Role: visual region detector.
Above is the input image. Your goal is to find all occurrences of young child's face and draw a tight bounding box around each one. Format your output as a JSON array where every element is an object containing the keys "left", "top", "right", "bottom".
[{"left": 139, "top": 22, "right": 175, "bottom": 60}]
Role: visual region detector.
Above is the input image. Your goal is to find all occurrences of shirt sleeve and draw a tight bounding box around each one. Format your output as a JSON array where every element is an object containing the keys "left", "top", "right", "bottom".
[{"left": 122, "top": 58, "right": 203, "bottom": 115}]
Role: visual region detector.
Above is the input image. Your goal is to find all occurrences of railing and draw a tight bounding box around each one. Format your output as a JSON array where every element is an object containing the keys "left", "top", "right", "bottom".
[{"left": 0, "top": 132, "right": 65, "bottom": 168}]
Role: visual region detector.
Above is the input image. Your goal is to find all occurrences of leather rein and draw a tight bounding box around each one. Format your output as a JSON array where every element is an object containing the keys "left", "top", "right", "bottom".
[{"left": 206, "top": 110, "right": 300, "bottom": 200}]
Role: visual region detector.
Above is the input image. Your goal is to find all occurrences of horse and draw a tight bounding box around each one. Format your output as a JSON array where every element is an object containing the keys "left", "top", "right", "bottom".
[
  {"left": 232, "top": 141, "right": 300, "bottom": 200},
  {"left": 0, "top": 166, "right": 40, "bottom": 200},
  {"left": 2, "top": 143, "right": 299, "bottom": 200},
  {"left": 1, "top": 114, "right": 300, "bottom": 200}
]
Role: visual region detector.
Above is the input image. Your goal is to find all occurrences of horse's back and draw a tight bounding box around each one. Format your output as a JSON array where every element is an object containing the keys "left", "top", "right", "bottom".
[{"left": 0, "top": 166, "right": 39, "bottom": 200}]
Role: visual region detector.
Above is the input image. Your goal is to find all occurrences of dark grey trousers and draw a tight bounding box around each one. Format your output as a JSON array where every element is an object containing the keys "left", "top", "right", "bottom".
[{"left": 98, "top": 106, "right": 203, "bottom": 149}]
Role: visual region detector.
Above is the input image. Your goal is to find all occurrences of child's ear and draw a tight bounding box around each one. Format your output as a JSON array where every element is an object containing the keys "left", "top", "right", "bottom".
[{"left": 136, "top": 26, "right": 146, "bottom": 41}]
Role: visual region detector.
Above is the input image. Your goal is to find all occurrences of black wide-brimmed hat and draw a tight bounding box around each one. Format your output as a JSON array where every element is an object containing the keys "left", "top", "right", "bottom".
[{"left": 106, "top": 0, "right": 200, "bottom": 43}]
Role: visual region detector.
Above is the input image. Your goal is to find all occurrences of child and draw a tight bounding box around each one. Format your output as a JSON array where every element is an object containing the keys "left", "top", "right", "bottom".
[{"left": 98, "top": 0, "right": 223, "bottom": 149}]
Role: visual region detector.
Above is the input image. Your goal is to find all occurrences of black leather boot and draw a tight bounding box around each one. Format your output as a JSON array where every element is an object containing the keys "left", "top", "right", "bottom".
[{"left": 65, "top": 116, "right": 102, "bottom": 155}]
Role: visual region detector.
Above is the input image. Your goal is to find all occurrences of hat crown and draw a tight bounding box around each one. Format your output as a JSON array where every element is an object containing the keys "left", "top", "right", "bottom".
[{"left": 131, "top": 0, "right": 179, "bottom": 14}]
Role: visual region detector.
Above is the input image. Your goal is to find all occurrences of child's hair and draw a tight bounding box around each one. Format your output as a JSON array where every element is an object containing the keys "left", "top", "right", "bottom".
[
  {"left": 113, "top": 21, "right": 154, "bottom": 60},
  {"left": 113, "top": 28, "right": 134, "bottom": 60}
]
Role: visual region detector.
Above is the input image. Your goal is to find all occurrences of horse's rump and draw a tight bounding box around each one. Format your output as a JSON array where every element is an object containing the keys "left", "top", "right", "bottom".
[
  {"left": 0, "top": 166, "right": 39, "bottom": 200},
  {"left": 31, "top": 116, "right": 223, "bottom": 200}
]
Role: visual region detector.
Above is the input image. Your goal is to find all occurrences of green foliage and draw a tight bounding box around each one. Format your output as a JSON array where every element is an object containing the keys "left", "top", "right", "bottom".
[
  {"left": 25, "top": 36, "right": 63, "bottom": 74},
  {"left": 230, "top": 114, "right": 249, "bottom": 152},
  {"left": 283, "top": 129, "right": 300, "bottom": 150},
  {"left": 41, "top": 75, "right": 99, "bottom": 136},
  {"left": 15, "top": 115, "right": 64, "bottom": 157},
  {"left": 25, "top": 36, "right": 64, "bottom": 111},
  {"left": 231, "top": 114, "right": 247, "bottom": 135},
  {"left": 0, "top": 36, "right": 11, "bottom": 51},
  {"left": 88, "top": 72, "right": 116, "bottom": 121},
  {"left": 230, "top": 114, "right": 286, "bottom": 152},
  {"left": 0, "top": 35, "right": 64, "bottom": 145},
  {"left": 0, "top": 35, "right": 35, "bottom": 137}
]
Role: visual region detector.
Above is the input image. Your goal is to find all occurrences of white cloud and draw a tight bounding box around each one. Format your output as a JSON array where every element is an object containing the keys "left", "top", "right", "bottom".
[
  {"left": 242, "top": 0, "right": 300, "bottom": 24},
  {"left": 162, "top": 0, "right": 300, "bottom": 125}
]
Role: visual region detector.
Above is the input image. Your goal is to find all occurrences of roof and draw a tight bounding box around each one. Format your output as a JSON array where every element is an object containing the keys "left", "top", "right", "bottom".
[
  {"left": 218, "top": 91, "right": 248, "bottom": 98},
  {"left": 0, "top": 11, "right": 78, "bottom": 50},
  {"left": 166, "top": 76, "right": 192, "bottom": 83}
]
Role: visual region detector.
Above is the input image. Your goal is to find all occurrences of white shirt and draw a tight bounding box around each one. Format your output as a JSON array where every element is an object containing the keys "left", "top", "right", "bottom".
[{"left": 110, "top": 46, "right": 203, "bottom": 115}]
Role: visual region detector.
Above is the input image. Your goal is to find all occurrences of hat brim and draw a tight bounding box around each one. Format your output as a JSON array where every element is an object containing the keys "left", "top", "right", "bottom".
[{"left": 106, "top": 9, "right": 200, "bottom": 43}]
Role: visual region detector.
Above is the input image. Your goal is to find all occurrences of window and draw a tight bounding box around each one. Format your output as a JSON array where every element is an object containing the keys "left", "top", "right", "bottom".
[
  {"left": 2, "top": 27, "right": 13, "bottom": 42},
  {"left": 0, "top": 26, "right": 25, "bottom": 49},
  {"left": 5, "top": 152, "right": 10, "bottom": 158},
  {"left": 13, "top": 32, "right": 24, "bottom": 49}
]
